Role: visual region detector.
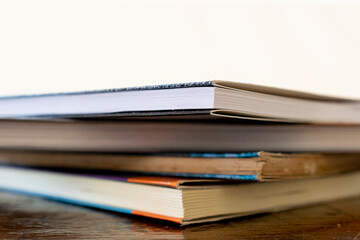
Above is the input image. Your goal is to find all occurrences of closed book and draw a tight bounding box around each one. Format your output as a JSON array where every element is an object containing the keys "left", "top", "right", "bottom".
[
  {"left": 0, "top": 165, "right": 359, "bottom": 225},
  {"left": 1, "top": 151, "right": 359, "bottom": 181},
  {"left": 1, "top": 120, "right": 360, "bottom": 152},
  {"left": 1, "top": 81, "right": 360, "bottom": 123}
]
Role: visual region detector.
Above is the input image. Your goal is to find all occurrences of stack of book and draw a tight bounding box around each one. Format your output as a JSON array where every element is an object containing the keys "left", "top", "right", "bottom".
[{"left": 0, "top": 81, "right": 360, "bottom": 225}]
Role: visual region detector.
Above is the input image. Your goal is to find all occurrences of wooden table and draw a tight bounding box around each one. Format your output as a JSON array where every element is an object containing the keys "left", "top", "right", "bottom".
[{"left": 0, "top": 192, "right": 359, "bottom": 239}]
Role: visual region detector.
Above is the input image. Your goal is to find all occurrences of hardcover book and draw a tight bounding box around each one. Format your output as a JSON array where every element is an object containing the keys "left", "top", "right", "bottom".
[
  {"left": 0, "top": 165, "right": 359, "bottom": 225},
  {"left": 0, "top": 150, "right": 359, "bottom": 181},
  {"left": 1, "top": 81, "right": 360, "bottom": 123},
  {"left": 1, "top": 120, "right": 360, "bottom": 152}
]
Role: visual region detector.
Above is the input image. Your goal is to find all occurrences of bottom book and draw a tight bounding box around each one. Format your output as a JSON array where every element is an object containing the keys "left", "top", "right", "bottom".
[{"left": 0, "top": 165, "right": 359, "bottom": 225}]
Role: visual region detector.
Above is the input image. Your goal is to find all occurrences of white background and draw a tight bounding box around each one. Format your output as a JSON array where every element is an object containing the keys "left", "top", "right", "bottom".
[{"left": 0, "top": 0, "right": 360, "bottom": 98}]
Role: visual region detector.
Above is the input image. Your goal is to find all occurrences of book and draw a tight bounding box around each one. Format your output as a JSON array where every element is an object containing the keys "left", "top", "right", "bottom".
[
  {"left": 1, "top": 119, "right": 360, "bottom": 152},
  {"left": 0, "top": 165, "right": 359, "bottom": 225},
  {"left": 1, "top": 150, "right": 359, "bottom": 181},
  {"left": 1, "top": 81, "right": 360, "bottom": 123}
]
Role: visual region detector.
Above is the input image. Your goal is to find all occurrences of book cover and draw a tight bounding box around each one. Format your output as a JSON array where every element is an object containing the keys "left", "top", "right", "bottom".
[{"left": 1, "top": 165, "right": 359, "bottom": 225}]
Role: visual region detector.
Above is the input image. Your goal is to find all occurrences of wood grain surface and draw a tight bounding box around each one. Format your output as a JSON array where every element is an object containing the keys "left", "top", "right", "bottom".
[{"left": 0, "top": 192, "right": 359, "bottom": 239}]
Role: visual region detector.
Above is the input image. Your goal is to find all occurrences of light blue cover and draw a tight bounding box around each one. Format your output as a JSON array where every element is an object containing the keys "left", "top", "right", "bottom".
[{"left": 0, "top": 188, "right": 133, "bottom": 214}]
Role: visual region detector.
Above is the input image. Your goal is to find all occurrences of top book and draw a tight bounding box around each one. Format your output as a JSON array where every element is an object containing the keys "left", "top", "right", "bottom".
[{"left": 1, "top": 80, "right": 360, "bottom": 123}]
